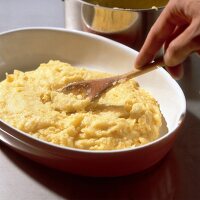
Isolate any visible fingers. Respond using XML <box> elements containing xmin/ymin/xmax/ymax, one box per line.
<box><xmin>165</xmin><ymin>65</ymin><xmax>184</xmax><ymax>80</ymax></box>
<box><xmin>135</xmin><ymin>3</ymin><xmax>177</xmax><ymax>68</ymax></box>
<box><xmin>164</xmin><ymin>20</ymin><xmax>200</xmax><ymax>66</ymax></box>
<box><xmin>163</xmin><ymin>25</ymin><xmax>187</xmax><ymax>79</ymax></box>
<box><xmin>164</xmin><ymin>25</ymin><xmax>188</xmax><ymax>51</ymax></box>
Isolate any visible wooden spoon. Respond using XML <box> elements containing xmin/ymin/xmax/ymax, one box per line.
<box><xmin>59</xmin><ymin>57</ymin><xmax>165</xmax><ymax>100</ymax></box>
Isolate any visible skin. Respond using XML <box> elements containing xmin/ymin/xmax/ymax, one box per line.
<box><xmin>135</xmin><ymin>0</ymin><xmax>200</xmax><ymax>79</ymax></box>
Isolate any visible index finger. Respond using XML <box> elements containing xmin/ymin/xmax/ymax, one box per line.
<box><xmin>135</xmin><ymin>3</ymin><xmax>178</xmax><ymax>68</ymax></box>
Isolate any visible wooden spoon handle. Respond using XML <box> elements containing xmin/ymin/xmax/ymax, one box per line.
<box><xmin>120</xmin><ymin>56</ymin><xmax>165</xmax><ymax>80</ymax></box>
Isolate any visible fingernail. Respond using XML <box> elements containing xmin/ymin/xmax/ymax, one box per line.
<box><xmin>134</xmin><ymin>63</ymin><xmax>140</xmax><ymax>69</ymax></box>
<box><xmin>134</xmin><ymin>58</ymin><xmax>144</xmax><ymax>69</ymax></box>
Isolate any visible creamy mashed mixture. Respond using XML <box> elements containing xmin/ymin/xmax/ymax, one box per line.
<box><xmin>0</xmin><ymin>60</ymin><xmax>162</xmax><ymax>150</ymax></box>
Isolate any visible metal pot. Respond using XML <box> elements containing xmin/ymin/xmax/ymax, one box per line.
<box><xmin>65</xmin><ymin>0</ymin><xmax>168</xmax><ymax>50</ymax></box>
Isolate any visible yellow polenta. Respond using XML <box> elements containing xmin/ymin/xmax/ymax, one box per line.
<box><xmin>0</xmin><ymin>60</ymin><xmax>162</xmax><ymax>150</ymax></box>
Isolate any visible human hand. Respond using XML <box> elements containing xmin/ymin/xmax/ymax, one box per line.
<box><xmin>135</xmin><ymin>0</ymin><xmax>200</xmax><ymax>79</ymax></box>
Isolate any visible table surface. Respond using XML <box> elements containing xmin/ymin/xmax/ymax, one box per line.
<box><xmin>0</xmin><ymin>1</ymin><xmax>200</xmax><ymax>200</ymax></box>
